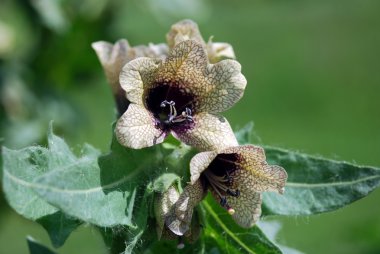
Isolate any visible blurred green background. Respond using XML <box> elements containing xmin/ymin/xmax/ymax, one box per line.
<box><xmin>1</xmin><ymin>0</ymin><xmax>379</xmax><ymax>253</ymax></box>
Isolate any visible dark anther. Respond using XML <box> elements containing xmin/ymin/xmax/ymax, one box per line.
<box><xmin>220</xmin><ymin>197</ymin><xmax>227</xmax><ymax>207</ymax></box>
<box><xmin>227</xmin><ymin>189</ymin><xmax>240</xmax><ymax>197</ymax></box>
<box><xmin>225</xmin><ymin>173</ymin><xmax>234</xmax><ymax>186</ymax></box>
<box><xmin>160</xmin><ymin>100</ymin><xmax>193</xmax><ymax>125</ymax></box>
<box><xmin>160</xmin><ymin>100</ymin><xmax>175</xmax><ymax>108</ymax></box>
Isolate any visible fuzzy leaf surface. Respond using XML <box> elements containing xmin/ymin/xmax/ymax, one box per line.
<box><xmin>2</xmin><ymin>127</ymin><xmax>81</xmax><ymax>247</ymax></box>
<box><xmin>33</xmin><ymin>129</ymin><xmax>160</xmax><ymax>227</ymax></box>
<box><xmin>235</xmin><ymin>122</ymin><xmax>380</xmax><ymax>215</ymax></box>
<box><xmin>263</xmin><ymin>147</ymin><xmax>380</xmax><ymax>215</ymax></box>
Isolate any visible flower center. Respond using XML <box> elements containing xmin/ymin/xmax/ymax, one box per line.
<box><xmin>204</xmin><ymin>154</ymin><xmax>241</xmax><ymax>215</ymax></box>
<box><xmin>159</xmin><ymin>100</ymin><xmax>193</xmax><ymax>125</ymax></box>
<box><xmin>145</xmin><ymin>82</ymin><xmax>196</xmax><ymax>131</ymax></box>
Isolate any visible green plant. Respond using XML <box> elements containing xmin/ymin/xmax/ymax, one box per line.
<box><xmin>2</xmin><ymin>20</ymin><xmax>379</xmax><ymax>254</ymax></box>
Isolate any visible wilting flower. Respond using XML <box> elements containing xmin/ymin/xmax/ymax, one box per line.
<box><xmin>166</xmin><ymin>145</ymin><xmax>287</xmax><ymax>235</ymax></box>
<box><xmin>92</xmin><ymin>39</ymin><xmax>168</xmax><ymax>115</ymax></box>
<box><xmin>155</xmin><ymin>185</ymin><xmax>202</xmax><ymax>248</ymax></box>
<box><xmin>167</xmin><ymin>19</ymin><xmax>236</xmax><ymax>63</ymax></box>
<box><xmin>116</xmin><ymin>39</ymin><xmax>246</xmax><ymax>150</ymax></box>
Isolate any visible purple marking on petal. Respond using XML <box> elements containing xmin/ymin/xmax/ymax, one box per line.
<box><xmin>145</xmin><ymin>81</ymin><xmax>197</xmax><ymax>132</ymax></box>
<box><xmin>145</xmin><ymin>81</ymin><xmax>196</xmax><ymax>115</ymax></box>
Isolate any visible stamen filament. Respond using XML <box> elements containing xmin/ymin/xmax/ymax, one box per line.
<box><xmin>217</xmin><ymin>157</ymin><xmax>239</xmax><ymax>166</ymax></box>
<box><xmin>160</xmin><ymin>100</ymin><xmax>193</xmax><ymax>125</ymax></box>
<box><xmin>204</xmin><ymin>171</ymin><xmax>229</xmax><ymax>192</ymax></box>
<box><xmin>204</xmin><ymin>170</ymin><xmax>239</xmax><ymax>215</ymax></box>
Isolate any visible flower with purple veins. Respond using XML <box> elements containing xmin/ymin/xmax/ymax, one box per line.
<box><xmin>92</xmin><ymin>39</ymin><xmax>168</xmax><ymax>115</ymax></box>
<box><xmin>115</xmin><ymin>39</ymin><xmax>246</xmax><ymax>151</ymax></box>
<box><xmin>165</xmin><ymin>145</ymin><xmax>287</xmax><ymax>235</ymax></box>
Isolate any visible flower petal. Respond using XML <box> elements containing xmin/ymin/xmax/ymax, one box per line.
<box><xmin>92</xmin><ymin>39</ymin><xmax>130</xmax><ymax>94</ymax></box>
<box><xmin>198</xmin><ymin>59</ymin><xmax>246</xmax><ymax>113</ymax></box>
<box><xmin>208</xmin><ymin>172</ymin><xmax>262</xmax><ymax>227</ymax></box>
<box><xmin>165</xmin><ymin>179</ymin><xmax>205</xmax><ymax>236</ymax></box>
<box><xmin>115</xmin><ymin>104</ymin><xmax>166</xmax><ymax>149</ymax></box>
<box><xmin>172</xmin><ymin>112</ymin><xmax>238</xmax><ymax>151</ymax></box>
<box><xmin>223</xmin><ymin>145</ymin><xmax>287</xmax><ymax>194</ymax></box>
<box><xmin>189</xmin><ymin>151</ymin><xmax>218</xmax><ymax>184</ymax></box>
<box><xmin>227</xmin><ymin>191</ymin><xmax>262</xmax><ymax>228</ymax></box>
<box><xmin>155</xmin><ymin>40</ymin><xmax>246</xmax><ymax>114</ymax></box>
<box><xmin>131</xmin><ymin>43</ymin><xmax>168</xmax><ymax>59</ymax></box>
<box><xmin>207</xmin><ymin>39</ymin><xmax>236</xmax><ymax>63</ymax></box>
<box><xmin>166</xmin><ymin>19</ymin><xmax>206</xmax><ymax>49</ymax></box>
<box><xmin>119</xmin><ymin>57</ymin><xmax>160</xmax><ymax>105</ymax></box>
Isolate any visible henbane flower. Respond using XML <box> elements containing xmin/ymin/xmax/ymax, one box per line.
<box><xmin>92</xmin><ymin>39</ymin><xmax>168</xmax><ymax>115</ymax></box>
<box><xmin>115</xmin><ymin>39</ymin><xmax>246</xmax><ymax>150</ymax></box>
<box><xmin>166</xmin><ymin>145</ymin><xmax>287</xmax><ymax>235</ymax></box>
<box><xmin>167</xmin><ymin>19</ymin><xmax>236</xmax><ymax>63</ymax></box>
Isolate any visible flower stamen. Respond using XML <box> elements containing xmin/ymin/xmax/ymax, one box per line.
<box><xmin>160</xmin><ymin>100</ymin><xmax>194</xmax><ymax>125</ymax></box>
<box><xmin>204</xmin><ymin>170</ymin><xmax>239</xmax><ymax>215</ymax></box>
<box><xmin>227</xmin><ymin>189</ymin><xmax>240</xmax><ymax>197</ymax></box>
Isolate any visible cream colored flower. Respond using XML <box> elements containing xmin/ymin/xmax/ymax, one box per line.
<box><xmin>92</xmin><ymin>39</ymin><xmax>168</xmax><ymax>114</ymax></box>
<box><xmin>166</xmin><ymin>145</ymin><xmax>287</xmax><ymax>235</ymax></box>
<box><xmin>116</xmin><ymin>39</ymin><xmax>246</xmax><ymax>150</ymax></box>
<box><xmin>166</xmin><ymin>19</ymin><xmax>236</xmax><ymax>63</ymax></box>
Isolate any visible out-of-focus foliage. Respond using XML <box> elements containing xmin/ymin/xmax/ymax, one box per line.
<box><xmin>27</xmin><ymin>236</ymin><xmax>57</xmax><ymax>254</ymax></box>
<box><xmin>1</xmin><ymin>0</ymin><xmax>380</xmax><ymax>254</ymax></box>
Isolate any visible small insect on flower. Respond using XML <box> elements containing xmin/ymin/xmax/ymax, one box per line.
<box><xmin>165</xmin><ymin>145</ymin><xmax>287</xmax><ymax>235</ymax></box>
<box><xmin>115</xmin><ymin>39</ymin><xmax>246</xmax><ymax>151</ymax></box>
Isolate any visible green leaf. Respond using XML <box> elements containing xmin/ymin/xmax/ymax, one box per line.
<box><xmin>263</xmin><ymin>146</ymin><xmax>380</xmax><ymax>215</ymax></box>
<box><xmin>0</xmin><ymin>138</ymin><xmax>4</xmax><ymax>180</ymax></box>
<box><xmin>2</xmin><ymin>131</ymin><xmax>80</xmax><ymax>247</ymax></box>
<box><xmin>257</xmin><ymin>221</ymin><xmax>303</xmax><ymax>254</ymax></box>
<box><xmin>32</xmin><ymin>128</ymin><xmax>157</xmax><ymax>227</ymax></box>
<box><xmin>37</xmin><ymin>212</ymin><xmax>82</xmax><ymax>248</ymax></box>
<box><xmin>2</xmin><ymin>145</ymin><xmax>57</xmax><ymax>220</ymax></box>
<box><xmin>96</xmin><ymin>133</ymin><xmax>184</xmax><ymax>253</ymax></box>
<box><xmin>124</xmin><ymin>173</ymin><xmax>184</xmax><ymax>254</ymax></box>
<box><xmin>27</xmin><ymin>236</ymin><xmax>57</xmax><ymax>254</ymax></box>
<box><xmin>123</xmin><ymin>182</ymin><xmax>155</xmax><ymax>254</ymax></box>
<box><xmin>235</xmin><ymin>122</ymin><xmax>380</xmax><ymax>215</ymax></box>
<box><xmin>201</xmin><ymin>195</ymin><xmax>282</xmax><ymax>254</ymax></box>
<box><xmin>151</xmin><ymin>173</ymin><xmax>181</xmax><ymax>193</ymax></box>
<box><xmin>235</xmin><ymin>122</ymin><xmax>261</xmax><ymax>145</ymax></box>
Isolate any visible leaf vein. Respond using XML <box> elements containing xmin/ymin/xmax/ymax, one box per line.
<box><xmin>286</xmin><ymin>175</ymin><xmax>380</xmax><ymax>188</ymax></box>
<box><xmin>203</xmin><ymin>202</ymin><xmax>256</xmax><ymax>254</ymax></box>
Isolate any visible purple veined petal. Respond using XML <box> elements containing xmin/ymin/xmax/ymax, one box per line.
<box><xmin>165</xmin><ymin>179</ymin><xmax>205</xmax><ymax>236</ymax></box>
<box><xmin>115</xmin><ymin>104</ymin><xmax>167</xmax><ymax>149</ymax></box>
<box><xmin>119</xmin><ymin>57</ymin><xmax>160</xmax><ymax>106</ymax></box>
<box><xmin>172</xmin><ymin>112</ymin><xmax>238</xmax><ymax>152</ymax></box>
